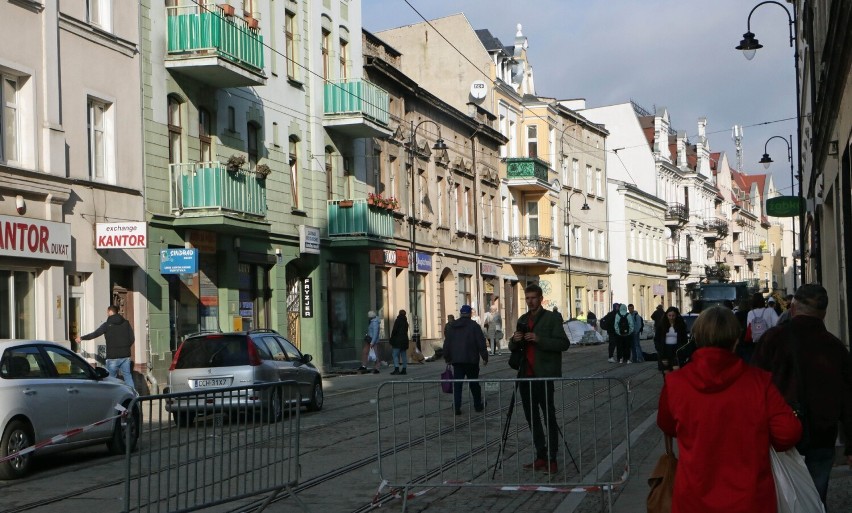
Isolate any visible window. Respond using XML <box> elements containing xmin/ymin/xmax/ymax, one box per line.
<box><xmin>588</xmin><ymin>229</ymin><xmax>596</xmax><ymax>259</ymax></box>
<box><xmin>247</xmin><ymin>123</ymin><xmax>259</xmax><ymax>170</ymax></box>
<box><xmin>44</xmin><ymin>346</ymin><xmax>92</xmax><ymax>379</ymax></box>
<box><xmin>321</xmin><ymin>29</ymin><xmax>330</xmax><ymax>80</ymax></box>
<box><xmin>289</xmin><ymin>136</ymin><xmax>300</xmax><ymax>209</ymax></box>
<box><xmin>489</xmin><ymin>195</ymin><xmax>496</xmax><ymax>238</ymax></box>
<box><xmin>410</xmin><ymin>272</ymin><xmax>426</xmax><ymax>334</ymax></box>
<box><xmin>374</xmin><ymin>268</ymin><xmax>389</xmax><ymax>336</ymax></box>
<box><xmin>227</xmin><ymin>106</ymin><xmax>236</xmax><ymax>132</ymax></box>
<box><xmin>574</xmin><ymin>287</ymin><xmax>583</xmax><ymax>317</ymax></box>
<box><xmin>167</xmin><ymin>96</ymin><xmax>182</xmax><ymax>165</ymax></box>
<box><xmin>1</xmin><ymin>75</ymin><xmax>19</xmax><ymax>164</ymax></box>
<box><xmin>572</xmin><ymin>159</ymin><xmax>579</xmax><ymax>189</ymax></box>
<box><xmin>502</xmin><ymin>195</ymin><xmax>510</xmax><ymax>239</ymax></box>
<box><xmin>573</xmin><ymin>225</ymin><xmax>582</xmax><ymax>257</ymax></box>
<box><xmin>599</xmin><ymin>230</ymin><xmax>605</xmax><ymax>260</ymax></box>
<box><xmin>339</xmin><ymin>38</ymin><xmax>349</xmax><ymax>79</ymax></box>
<box><xmin>285</xmin><ymin>11</ymin><xmax>296</xmax><ymax>78</ymax></box>
<box><xmin>526</xmin><ymin>201</ymin><xmax>539</xmax><ymax>238</ymax></box>
<box><xmin>561</xmin><ymin>159</ymin><xmax>569</xmax><ymax>185</ymax></box>
<box><xmin>88</xmin><ymin>0</ymin><xmax>112</xmax><ymax>31</ymax></box>
<box><xmin>481</xmin><ymin>193</ymin><xmax>489</xmax><ymax>236</ymax></box>
<box><xmin>466</xmin><ymin>187</ymin><xmax>474</xmax><ymax>230</ymax></box>
<box><xmin>437</xmin><ymin>177</ymin><xmax>445</xmax><ymax>227</ymax></box>
<box><xmin>88</xmin><ymin>98</ymin><xmax>111</xmax><ymax>180</ymax></box>
<box><xmin>457</xmin><ymin>275</ymin><xmax>471</xmax><ymax>310</ymax></box>
<box><xmin>0</xmin><ymin>270</ymin><xmax>36</xmax><ymax>339</ymax></box>
<box><xmin>549</xmin><ymin>127</ymin><xmax>555</xmax><ymax>162</ymax></box>
<box><xmin>527</xmin><ymin>125</ymin><xmax>538</xmax><ymax>158</ymax></box>
<box><xmin>595</xmin><ymin>168</ymin><xmax>602</xmax><ymax>196</ymax></box>
<box><xmin>199</xmin><ymin>108</ymin><xmax>212</xmax><ymax>162</ymax></box>
<box><xmin>325</xmin><ymin>146</ymin><xmax>334</xmax><ymax>200</ymax></box>
<box><xmin>550</xmin><ymin>202</ymin><xmax>557</xmax><ymax>247</ymax></box>
<box><xmin>586</xmin><ymin>164</ymin><xmax>593</xmax><ymax>194</ymax></box>
<box><xmin>508</xmin><ymin>119</ymin><xmax>516</xmax><ymax>157</ymax></box>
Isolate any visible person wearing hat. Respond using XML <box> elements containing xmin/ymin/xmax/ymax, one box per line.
<box><xmin>768</xmin><ymin>296</ymin><xmax>782</xmax><ymax>316</ymax></box>
<box><xmin>358</xmin><ymin>310</ymin><xmax>382</xmax><ymax>374</ymax></box>
<box><xmin>442</xmin><ymin>304</ymin><xmax>489</xmax><ymax>415</ymax></box>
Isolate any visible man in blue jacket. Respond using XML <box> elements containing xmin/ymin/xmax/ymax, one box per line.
<box><xmin>443</xmin><ymin>304</ymin><xmax>489</xmax><ymax>415</ymax></box>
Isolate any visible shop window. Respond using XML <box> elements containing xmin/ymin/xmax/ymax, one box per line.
<box><xmin>0</xmin><ymin>270</ymin><xmax>36</xmax><ymax>339</ymax></box>
<box><xmin>410</xmin><ymin>272</ymin><xmax>426</xmax><ymax>336</ymax></box>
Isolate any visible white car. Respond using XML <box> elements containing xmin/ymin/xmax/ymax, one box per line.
<box><xmin>0</xmin><ymin>340</ymin><xmax>139</xmax><ymax>479</ymax></box>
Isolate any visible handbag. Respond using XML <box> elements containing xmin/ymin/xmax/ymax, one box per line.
<box><xmin>647</xmin><ymin>434</ymin><xmax>677</xmax><ymax>513</ymax></box>
<box><xmin>770</xmin><ymin>447</ymin><xmax>825</xmax><ymax>513</ymax></box>
<box><xmin>508</xmin><ymin>349</ymin><xmax>524</xmax><ymax>370</ymax></box>
<box><xmin>440</xmin><ymin>365</ymin><xmax>453</xmax><ymax>394</ymax></box>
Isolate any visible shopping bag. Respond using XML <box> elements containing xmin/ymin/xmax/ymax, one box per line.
<box><xmin>647</xmin><ymin>434</ymin><xmax>677</xmax><ymax>513</ymax></box>
<box><xmin>367</xmin><ymin>346</ymin><xmax>377</xmax><ymax>362</ymax></box>
<box><xmin>770</xmin><ymin>447</ymin><xmax>825</xmax><ymax>513</ymax></box>
<box><xmin>440</xmin><ymin>365</ymin><xmax>453</xmax><ymax>394</ymax></box>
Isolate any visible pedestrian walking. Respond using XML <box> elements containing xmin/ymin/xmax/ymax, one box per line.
<box><xmin>358</xmin><ymin>310</ymin><xmax>381</xmax><ymax>374</ymax></box>
<box><xmin>627</xmin><ymin>303</ymin><xmax>644</xmax><ymax>363</ymax></box>
<box><xmin>752</xmin><ymin>284</ymin><xmax>852</xmax><ymax>506</ymax></box>
<box><xmin>777</xmin><ymin>293</ymin><xmax>795</xmax><ymax>324</ymax></box>
<box><xmin>653</xmin><ymin>306</ymin><xmax>688</xmax><ymax>373</ymax></box>
<box><xmin>745</xmin><ymin>292</ymin><xmax>779</xmax><ymax>344</ymax></box>
<box><xmin>484</xmin><ymin>299</ymin><xmax>503</xmax><ymax>355</ymax></box>
<box><xmin>389</xmin><ymin>310</ymin><xmax>409</xmax><ymax>375</ymax></box>
<box><xmin>650</xmin><ymin>304</ymin><xmax>665</xmax><ymax>328</ymax></box>
<box><xmin>75</xmin><ymin>305</ymin><xmax>136</xmax><ymax>389</ymax></box>
<box><xmin>611</xmin><ymin>304</ymin><xmax>633</xmax><ymax>364</ymax></box>
<box><xmin>443</xmin><ymin>305</ymin><xmax>488</xmax><ymax>415</ymax></box>
<box><xmin>600</xmin><ymin>303</ymin><xmax>619</xmax><ymax>363</ymax></box>
<box><xmin>510</xmin><ymin>284</ymin><xmax>571</xmax><ymax>474</ymax></box>
<box><xmin>657</xmin><ymin>306</ymin><xmax>802</xmax><ymax>513</ymax></box>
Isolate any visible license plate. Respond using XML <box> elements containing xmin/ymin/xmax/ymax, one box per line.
<box><xmin>193</xmin><ymin>378</ymin><xmax>230</xmax><ymax>388</ymax></box>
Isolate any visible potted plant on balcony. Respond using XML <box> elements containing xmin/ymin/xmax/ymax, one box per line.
<box><xmin>225</xmin><ymin>154</ymin><xmax>246</xmax><ymax>174</ymax></box>
<box><xmin>254</xmin><ymin>163</ymin><xmax>271</xmax><ymax>179</ymax></box>
<box><xmin>337</xmin><ymin>199</ymin><xmax>354</xmax><ymax>208</ymax></box>
<box><xmin>367</xmin><ymin>192</ymin><xmax>379</xmax><ymax>206</ymax></box>
<box><xmin>386</xmin><ymin>197</ymin><xmax>400</xmax><ymax>211</ymax></box>
<box><xmin>219</xmin><ymin>3</ymin><xmax>235</xmax><ymax>16</ymax></box>
<box><xmin>245</xmin><ymin>15</ymin><xmax>260</xmax><ymax>29</ymax></box>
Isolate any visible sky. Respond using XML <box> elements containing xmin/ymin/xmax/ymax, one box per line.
<box><xmin>361</xmin><ymin>0</ymin><xmax>801</xmax><ymax>196</ymax></box>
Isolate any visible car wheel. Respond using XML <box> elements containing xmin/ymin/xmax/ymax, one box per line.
<box><xmin>267</xmin><ymin>387</ymin><xmax>284</xmax><ymax>423</ymax></box>
<box><xmin>172</xmin><ymin>411</ymin><xmax>195</xmax><ymax>428</ymax></box>
<box><xmin>0</xmin><ymin>420</ymin><xmax>33</xmax><ymax>480</ymax></box>
<box><xmin>306</xmin><ymin>379</ymin><xmax>323</xmax><ymax>412</ymax></box>
<box><xmin>108</xmin><ymin>404</ymin><xmax>140</xmax><ymax>455</ymax></box>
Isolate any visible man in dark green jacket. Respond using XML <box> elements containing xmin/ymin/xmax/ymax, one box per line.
<box><xmin>510</xmin><ymin>284</ymin><xmax>570</xmax><ymax>473</ymax></box>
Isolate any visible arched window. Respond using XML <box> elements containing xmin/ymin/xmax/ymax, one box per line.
<box><xmin>167</xmin><ymin>95</ymin><xmax>182</xmax><ymax>165</ymax></box>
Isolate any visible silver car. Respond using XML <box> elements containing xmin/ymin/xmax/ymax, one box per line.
<box><xmin>0</xmin><ymin>340</ymin><xmax>139</xmax><ymax>479</ymax></box>
<box><xmin>165</xmin><ymin>330</ymin><xmax>323</xmax><ymax>426</ymax></box>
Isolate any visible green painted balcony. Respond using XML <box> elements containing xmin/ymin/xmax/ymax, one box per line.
<box><xmin>505</xmin><ymin>157</ymin><xmax>553</xmax><ymax>191</ymax></box>
<box><xmin>327</xmin><ymin>199</ymin><xmax>395</xmax><ymax>248</ymax></box>
<box><xmin>323</xmin><ymin>79</ymin><xmax>392</xmax><ymax>138</ymax></box>
<box><xmin>170</xmin><ymin>162</ymin><xmax>267</xmax><ymax>219</ymax></box>
<box><xmin>165</xmin><ymin>4</ymin><xmax>266</xmax><ymax>88</ymax></box>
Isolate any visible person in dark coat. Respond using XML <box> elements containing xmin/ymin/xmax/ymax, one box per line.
<box><xmin>76</xmin><ymin>305</ymin><xmax>135</xmax><ymax>389</ymax></box>
<box><xmin>653</xmin><ymin>306</ymin><xmax>689</xmax><ymax>373</ymax></box>
<box><xmin>389</xmin><ymin>310</ymin><xmax>409</xmax><ymax>375</ymax></box>
<box><xmin>752</xmin><ymin>284</ymin><xmax>852</xmax><ymax>505</ymax></box>
<box><xmin>443</xmin><ymin>305</ymin><xmax>488</xmax><ymax>415</ymax></box>
<box><xmin>600</xmin><ymin>303</ymin><xmax>620</xmax><ymax>363</ymax></box>
<box><xmin>650</xmin><ymin>304</ymin><xmax>665</xmax><ymax>327</ymax></box>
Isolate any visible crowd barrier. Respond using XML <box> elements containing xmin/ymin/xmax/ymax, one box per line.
<box><xmin>123</xmin><ymin>382</ymin><xmax>306</xmax><ymax>513</ymax></box>
<box><xmin>376</xmin><ymin>376</ymin><xmax>630</xmax><ymax>512</ymax></box>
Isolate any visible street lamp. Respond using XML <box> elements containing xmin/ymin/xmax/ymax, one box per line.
<box><xmin>565</xmin><ymin>190</ymin><xmax>590</xmax><ymax>316</ymax></box>
<box><xmin>760</xmin><ymin>134</ymin><xmax>798</xmax><ymax>290</ymax></box>
<box><xmin>736</xmin><ymin>1</ymin><xmax>805</xmax><ymax>285</ymax></box>
<box><xmin>408</xmin><ymin>119</ymin><xmax>447</xmax><ymax>346</ymax></box>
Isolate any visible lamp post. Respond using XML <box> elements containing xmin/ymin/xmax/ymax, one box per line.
<box><xmin>736</xmin><ymin>1</ymin><xmax>805</xmax><ymax>286</ymax></box>
<box><xmin>759</xmin><ymin>134</ymin><xmax>797</xmax><ymax>290</ymax></box>
<box><xmin>565</xmin><ymin>190</ymin><xmax>590</xmax><ymax>316</ymax></box>
<box><xmin>408</xmin><ymin>119</ymin><xmax>447</xmax><ymax>346</ymax></box>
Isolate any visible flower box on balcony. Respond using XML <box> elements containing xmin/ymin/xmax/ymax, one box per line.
<box><xmin>246</xmin><ymin>16</ymin><xmax>259</xmax><ymax>29</ymax></box>
<box><xmin>219</xmin><ymin>3</ymin><xmax>235</xmax><ymax>16</ymax></box>
<box><xmin>338</xmin><ymin>200</ymin><xmax>354</xmax><ymax>208</ymax></box>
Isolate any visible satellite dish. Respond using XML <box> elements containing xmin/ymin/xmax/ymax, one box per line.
<box><xmin>469</xmin><ymin>80</ymin><xmax>487</xmax><ymax>103</ymax></box>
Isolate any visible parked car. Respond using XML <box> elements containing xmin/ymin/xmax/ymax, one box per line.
<box><xmin>165</xmin><ymin>329</ymin><xmax>323</xmax><ymax>426</ymax></box>
<box><xmin>0</xmin><ymin>340</ymin><xmax>139</xmax><ymax>479</ymax></box>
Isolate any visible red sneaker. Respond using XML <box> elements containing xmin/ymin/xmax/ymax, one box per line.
<box><xmin>523</xmin><ymin>458</ymin><xmax>547</xmax><ymax>470</ymax></box>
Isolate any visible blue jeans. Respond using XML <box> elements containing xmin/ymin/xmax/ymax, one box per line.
<box><xmin>800</xmin><ymin>446</ymin><xmax>834</xmax><ymax>505</ymax></box>
<box><xmin>391</xmin><ymin>347</ymin><xmax>408</xmax><ymax>369</ymax></box>
<box><xmin>452</xmin><ymin>363</ymin><xmax>483</xmax><ymax>412</ymax></box>
<box><xmin>631</xmin><ymin>334</ymin><xmax>644</xmax><ymax>362</ymax></box>
<box><xmin>106</xmin><ymin>357</ymin><xmax>135</xmax><ymax>390</ymax></box>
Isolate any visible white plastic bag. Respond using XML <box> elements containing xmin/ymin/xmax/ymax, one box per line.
<box><xmin>367</xmin><ymin>346</ymin><xmax>377</xmax><ymax>362</ymax></box>
<box><xmin>770</xmin><ymin>447</ymin><xmax>825</xmax><ymax>513</ymax></box>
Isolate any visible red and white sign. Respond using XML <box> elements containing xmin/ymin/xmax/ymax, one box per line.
<box><xmin>96</xmin><ymin>222</ymin><xmax>147</xmax><ymax>249</ymax></box>
<box><xmin>0</xmin><ymin>215</ymin><xmax>71</xmax><ymax>261</ymax></box>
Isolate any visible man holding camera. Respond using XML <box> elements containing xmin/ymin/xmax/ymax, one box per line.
<box><xmin>510</xmin><ymin>284</ymin><xmax>571</xmax><ymax>473</ymax></box>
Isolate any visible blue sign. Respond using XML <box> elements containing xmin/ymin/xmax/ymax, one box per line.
<box><xmin>160</xmin><ymin>248</ymin><xmax>198</xmax><ymax>274</ymax></box>
<box><xmin>415</xmin><ymin>252</ymin><xmax>432</xmax><ymax>272</ymax></box>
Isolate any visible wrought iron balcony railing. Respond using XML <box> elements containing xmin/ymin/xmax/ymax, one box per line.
<box><xmin>664</xmin><ymin>203</ymin><xmax>689</xmax><ymax>224</ymax></box>
<box><xmin>666</xmin><ymin>257</ymin><xmax>692</xmax><ymax>275</ymax></box>
<box><xmin>705</xmin><ymin>217</ymin><xmax>729</xmax><ymax>237</ymax></box>
<box><xmin>508</xmin><ymin>236</ymin><xmax>553</xmax><ymax>258</ymax></box>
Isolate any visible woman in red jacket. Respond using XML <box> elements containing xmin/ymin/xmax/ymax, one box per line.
<box><xmin>657</xmin><ymin>306</ymin><xmax>802</xmax><ymax>513</ymax></box>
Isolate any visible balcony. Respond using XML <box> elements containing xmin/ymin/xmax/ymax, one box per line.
<box><xmin>666</xmin><ymin>257</ymin><xmax>692</xmax><ymax>276</ymax></box>
<box><xmin>170</xmin><ymin>162</ymin><xmax>268</xmax><ymax>230</ymax></box>
<box><xmin>165</xmin><ymin>3</ymin><xmax>266</xmax><ymax>88</ymax></box>
<box><xmin>703</xmin><ymin>217</ymin><xmax>729</xmax><ymax>241</ymax></box>
<box><xmin>506</xmin><ymin>236</ymin><xmax>560</xmax><ymax>269</ymax></box>
<box><xmin>705</xmin><ymin>264</ymin><xmax>731</xmax><ymax>282</ymax></box>
<box><xmin>504</xmin><ymin>157</ymin><xmax>554</xmax><ymax>192</ymax></box>
<box><xmin>323</xmin><ymin>79</ymin><xmax>392</xmax><ymax>138</ymax></box>
<box><xmin>664</xmin><ymin>203</ymin><xmax>689</xmax><ymax>227</ymax></box>
<box><xmin>327</xmin><ymin>199</ymin><xmax>395</xmax><ymax>248</ymax></box>
<box><xmin>745</xmin><ymin>246</ymin><xmax>764</xmax><ymax>261</ymax></box>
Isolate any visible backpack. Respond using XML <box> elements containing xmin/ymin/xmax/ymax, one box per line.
<box><xmin>749</xmin><ymin>308</ymin><xmax>771</xmax><ymax>342</ymax></box>
<box><xmin>616</xmin><ymin>313</ymin><xmax>631</xmax><ymax>337</ymax></box>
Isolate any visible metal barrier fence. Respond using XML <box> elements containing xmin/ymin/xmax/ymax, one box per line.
<box><xmin>123</xmin><ymin>382</ymin><xmax>307</xmax><ymax>513</ymax></box>
<box><xmin>376</xmin><ymin>376</ymin><xmax>630</xmax><ymax>511</ymax></box>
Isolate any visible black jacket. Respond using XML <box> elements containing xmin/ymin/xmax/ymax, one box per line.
<box><xmin>442</xmin><ymin>317</ymin><xmax>488</xmax><ymax>365</ymax></box>
<box><xmin>81</xmin><ymin>313</ymin><xmax>135</xmax><ymax>359</ymax></box>
<box><xmin>389</xmin><ymin>314</ymin><xmax>409</xmax><ymax>349</ymax></box>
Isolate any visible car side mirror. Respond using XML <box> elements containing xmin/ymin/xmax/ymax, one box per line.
<box><xmin>94</xmin><ymin>367</ymin><xmax>110</xmax><ymax>380</ymax></box>
<box><xmin>302</xmin><ymin>354</ymin><xmax>313</xmax><ymax>364</ymax></box>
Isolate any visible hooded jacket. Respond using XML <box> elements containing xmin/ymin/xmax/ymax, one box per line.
<box><xmin>442</xmin><ymin>317</ymin><xmax>488</xmax><ymax>365</ymax></box>
<box><xmin>613</xmin><ymin>304</ymin><xmax>634</xmax><ymax>337</ymax></box>
<box><xmin>81</xmin><ymin>313</ymin><xmax>135</xmax><ymax>359</ymax></box>
<box><xmin>657</xmin><ymin>347</ymin><xmax>801</xmax><ymax>513</ymax></box>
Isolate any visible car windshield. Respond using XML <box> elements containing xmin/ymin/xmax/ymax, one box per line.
<box><xmin>175</xmin><ymin>336</ymin><xmax>249</xmax><ymax>369</ymax></box>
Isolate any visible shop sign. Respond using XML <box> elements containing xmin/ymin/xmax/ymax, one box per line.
<box><xmin>415</xmin><ymin>252</ymin><xmax>432</xmax><ymax>272</ymax></box>
<box><xmin>369</xmin><ymin>249</ymin><xmax>409</xmax><ymax>268</ymax></box>
<box><xmin>0</xmin><ymin>215</ymin><xmax>71</xmax><ymax>261</ymax></box>
<box><xmin>299</xmin><ymin>225</ymin><xmax>321</xmax><ymax>254</ymax></box>
<box><xmin>95</xmin><ymin>222</ymin><xmax>147</xmax><ymax>249</ymax></box>
<box><xmin>481</xmin><ymin>262</ymin><xmax>500</xmax><ymax>276</ymax></box>
<box><xmin>159</xmin><ymin>248</ymin><xmax>198</xmax><ymax>274</ymax></box>
<box><xmin>302</xmin><ymin>277</ymin><xmax>313</xmax><ymax>318</ymax></box>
